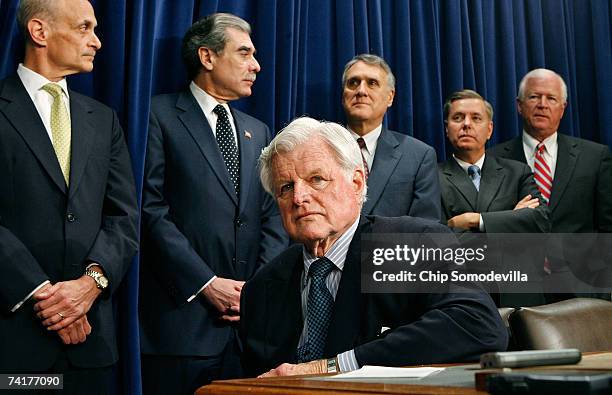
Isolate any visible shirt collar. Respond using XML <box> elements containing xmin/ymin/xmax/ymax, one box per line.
<box><xmin>302</xmin><ymin>216</ymin><xmax>360</xmax><ymax>274</ymax></box>
<box><xmin>348</xmin><ymin>124</ymin><xmax>382</xmax><ymax>154</ymax></box>
<box><xmin>523</xmin><ymin>130</ymin><xmax>557</xmax><ymax>155</ymax></box>
<box><xmin>17</xmin><ymin>63</ymin><xmax>70</xmax><ymax>100</ymax></box>
<box><xmin>189</xmin><ymin>81</ymin><xmax>231</xmax><ymax>117</ymax></box>
<box><xmin>453</xmin><ymin>153</ymin><xmax>485</xmax><ymax>174</ymax></box>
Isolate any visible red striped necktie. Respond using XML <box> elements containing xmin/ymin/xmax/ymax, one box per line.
<box><xmin>534</xmin><ymin>143</ymin><xmax>552</xmax><ymax>204</ymax></box>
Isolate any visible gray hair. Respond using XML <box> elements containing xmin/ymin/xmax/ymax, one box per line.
<box><xmin>342</xmin><ymin>54</ymin><xmax>396</xmax><ymax>91</ymax></box>
<box><xmin>259</xmin><ymin>117</ymin><xmax>367</xmax><ymax>203</ymax></box>
<box><xmin>17</xmin><ymin>0</ymin><xmax>56</xmax><ymax>40</ymax></box>
<box><xmin>182</xmin><ymin>13</ymin><xmax>251</xmax><ymax>79</ymax></box>
<box><xmin>443</xmin><ymin>89</ymin><xmax>494</xmax><ymax>121</ymax></box>
<box><xmin>517</xmin><ymin>68</ymin><xmax>568</xmax><ymax>103</ymax></box>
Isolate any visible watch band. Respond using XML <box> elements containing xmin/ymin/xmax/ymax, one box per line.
<box><xmin>326</xmin><ymin>357</ymin><xmax>338</xmax><ymax>373</ymax></box>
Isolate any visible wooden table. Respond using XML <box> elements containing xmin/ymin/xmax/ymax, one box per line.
<box><xmin>196</xmin><ymin>375</ymin><xmax>486</xmax><ymax>395</ymax></box>
<box><xmin>197</xmin><ymin>353</ymin><xmax>612</xmax><ymax>395</ymax></box>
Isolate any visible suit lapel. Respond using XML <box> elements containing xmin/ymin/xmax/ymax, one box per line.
<box><xmin>549</xmin><ymin>134</ymin><xmax>578</xmax><ymax>211</ymax></box>
<box><xmin>504</xmin><ymin>137</ymin><xmax>527</xmax><ymax>163</ymax></box>
<box><xmin>67</xmin><ymin>92</ymin><xmax>95</xmax><ymax>198</ymax></box>
<box><xmin>442</xmin><ymin>159</ymin><xmax>478</xmax><ymax>211</ymax></box>
<box><xmin>176</xmin><ymin>91</ymin><xmax>238</xmax><ymax>205</ymax></box>
<box><xmin>476</xmin><ymin>156</ymin><xmax>505</xmax><ymax>212</ymax></box>
<box><xmin>0</xmin><ymin>75</ymin><xmax>66</xmax><ymax>193</ymax></box>
<box><xmin>324</xmin><ymin>219</ymin><xmax>367</xmax><ymax>355</ymax></box>
<box><xmin>362</xmin><ymin>128</ymin><xmax>402</xmax><ymax>214</ymax></box>
<box><xmin>264</xmin><ymin>250</ymin><xmax>304</xmax><ymax>362</ymax></box>
<box><xmin>232</xmin><ymin>109</ymin><xmax>254</xmax><ymax>213</ymax></box>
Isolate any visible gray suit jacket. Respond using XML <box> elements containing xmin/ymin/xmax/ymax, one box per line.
<box><xmin>362</xmin><ymin>127</ymin><xmax>441</xmax><ymax>221</ymax></box>
<box><xmin>438</xmin><ymin>156</ymin><xmax>550</xmax><ymax>233</ymax></box>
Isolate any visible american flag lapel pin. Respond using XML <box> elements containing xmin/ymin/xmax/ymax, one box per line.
<box><xmin>244</xmin><ymin>130</ymin><xmax>252</xmax><ymax>139</ymax></box>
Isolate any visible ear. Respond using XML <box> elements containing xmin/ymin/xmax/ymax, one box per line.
<box><xmin>515</xmin><ymin>98</ymin><xmax>523</xmax><ymax>116</ymax></box>
<box><xmin>486</xmin><ymin>121</ymin><xmax>494</xmax><ymax>141</ymax></box>
<box><xmin>198</xmin><ymin>47</ymin><xmax>215</xmax><ymax>71</ymax></box>
<box><xmin>352</xmin><ymin>168</ymin><xmax>366</xmax><ymax>197</ymax></box>
<box><xmin>28</xmin><ymin>18</ymin><xmax>48</xmax><ymax>47</ymax></box>
<box><xmin>386</xmin><ymin>89</ymin><xmax>395</xmax><ymax>108</ymax></box>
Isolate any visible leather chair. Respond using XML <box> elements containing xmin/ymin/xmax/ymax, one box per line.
<box><xmin>497</xmin><ymin>307</ymin><xmax>516</xmax><ymax>351</ymax></box>
<box><xmin>509</xmin><ymin>298</ymin><xmax>612</xmax><ymax>351</ymax></box>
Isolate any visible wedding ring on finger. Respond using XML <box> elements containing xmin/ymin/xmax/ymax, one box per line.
<box><xmin>57</xmin><ymin>312</ymin><xmax>65</xmax><ymax>320</ymax></box>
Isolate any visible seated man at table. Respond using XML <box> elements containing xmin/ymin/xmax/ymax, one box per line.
<box><xmin>240</xmin><ymin>117</ymin><xmax>507</xmax><ymax>377</ymax></box>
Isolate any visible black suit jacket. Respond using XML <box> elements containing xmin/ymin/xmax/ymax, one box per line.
<box><xmin>363</xmin><ymin>128</ymin><xmax>441</xmax><ymax>221</ymax></box>
<box><xmin>140</xmin><ymin>90</ymin><xmax>288</xmax><ymax>357</ymax></box>
<box><xmin>439</xmin><ymin>156</ymin><xmax>550</xmax><ymax>233</ymax></box>
<box><xmin>488</xmin><ymin>134</ymin><xmax>612</xmax><ymax>233</ymax></box>
<box><xmin>241</xmin><ymin>216</ymin><xmax>507</xmax><ymax>377</ymax></box>
<box><xmin>0</xmin><ymin>75</ymin><xmax>138</xmax><ymax>370</ymax></box>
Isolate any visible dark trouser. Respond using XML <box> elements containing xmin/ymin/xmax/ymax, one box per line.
<box><xmin>0</xmin><ymin>352</ymin><xmax>113</xmax><ymax>395</ymax></box>
<box><xmin>142</xmin><ymin>331</ymin><xmax>241</xmax><ymax>395</ymax></box>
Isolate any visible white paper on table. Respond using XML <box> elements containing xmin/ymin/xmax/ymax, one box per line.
<box><xmin>327</xmin><ymin>365</ymin><xmax>444</xmax><ymax>379</ymax></box>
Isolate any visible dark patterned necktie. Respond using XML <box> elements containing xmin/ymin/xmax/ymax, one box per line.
<box><xmin>213</xmin><ymin>105</ymin><xmax>240</xmax><ymax>194</ymax></box>
<box><xmin>356</xmin><ymin>137</ymin><xmax>370</xmax><ymax>179</ymax></box>
<box><xmin>297</xmin><ymin>257</ymin><xmax>335</xmax><ymax>362</ymax></box>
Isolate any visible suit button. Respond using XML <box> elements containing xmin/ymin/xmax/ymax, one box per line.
<box><xmin>235</xmin><ymin>218</ymin><xmax>243</xmax><ymax>227</ymax></box>
<box><xmin>66</xmin><ymin>213</ymin><xmax>76</xmax><ymax>222</ymax></box>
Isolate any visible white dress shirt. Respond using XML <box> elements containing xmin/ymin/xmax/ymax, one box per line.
<box><xmin>522</xmin><ymin>131</ymin><xmax>558</xmax><ymax>179</ymax></box>
<box><xmin>17</xmin><ymin>63</ymin><xmax>70</xmax><ymax>144</ymax></box>
<box><xmin>189</xmin><ymin>81</ymin><xmax>238</xmax><ymax>146</ymax></box>
<box><xmin>349</xmin><ymin>124</ymin><xmax>382</xmax><ymax>170</ymax></box>
<box><xmin>453</xmin><ymin>154</ymin><xmax>486</xmax><ymax>231</ymax></box>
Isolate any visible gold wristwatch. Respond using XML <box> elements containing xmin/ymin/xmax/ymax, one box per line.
<box><xmin>84</xmin><ymin>268</ymin><xmax>109</xmax><ymax>290</ymax></box>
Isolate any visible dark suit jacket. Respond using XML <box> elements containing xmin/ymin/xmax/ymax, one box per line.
<box><xmin>438</xmin><ymin>156</ymin><xmax>550</xmax><ymax>233</ymax></box>
<box><xmin>140</xmin><ymin>90</ymin><xmax>288</xmax><ymax>357</ymax></box>
<box><xmin>240</xmin><ymin>216</ymin><xmax>508</xmax><ymax>377</ymax></box>
<box><xmin>0</xmin><ymin>75</ymin><xmax>139</xmax><ymax>370</ymax></box>
<box><xmin>488</xmin><ymin>134</ymin><xmax>612</xmax><ymax>233</ymax></box>
<box><xmin>362</xmin><ymin>128</ymin><xmax>441</xmax><ymax>221</ymax></box>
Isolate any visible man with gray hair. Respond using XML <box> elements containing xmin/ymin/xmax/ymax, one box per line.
<box><xmin>0</xmin><ymin>0</ymin><xmax>138</xmax><ymax>392</ymax></box>
<box><xmin>489</xmin><ymin>69</ymin><xmax>612</xmax><ymax>302</ymax></box>
<box><xmin>140</xmin><ymin>13</ymin><xmax>287</xmax><ymax>393</ymax></box>
<box><xmin>341</xmin><ymin>54</ymin><xmax>441</xmax><ymax>221</ymax></box>
<box><xmin>240</xmin><ymin>117</ymin><xmax>507</xmax><ymax>377</ymax></box>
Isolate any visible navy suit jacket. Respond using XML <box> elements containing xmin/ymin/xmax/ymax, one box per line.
<box><xmin>488</xmin><ymin>134</ymin><xmax>612</xmax><ymax>233</ymax></box>
<box><xmin>439</xmin><ymin>156</ymin><xmax>550</xmax><ymax>233</ymax></box>
<box><xmin>362</xmin><ymin>128</ymin><xmax>441</xmax><ymax>221</ymax></box>
<box><xmin>140</xmin><ymin>90</ymin><xmax>288</xmax><ymax>357</ymax></box>
<box><xmin>240</xmin><ymin>216</ymin><xmax>507</xmax><ymax>377</ymax></box>
<box><xmin>0</xmin><ymin>75</ymin><xmax>138</xmax><ymax>370</ymax></box>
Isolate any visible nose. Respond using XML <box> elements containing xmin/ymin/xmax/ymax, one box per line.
<box><xmin>536</xmin><ymin>96</ymin><xmax>549</xmax><ymax>107</ymax></box>
<box><xmin>250</xmin><ymin>56</ymin><xmax>261</xmax><ymax>73</ymax></box>
<box><xmin>292</xmin><ymin>181</ymin><xmax>310</xmax><ymax>206</ymax></box>
<box><xmin>356</xmin><ymin>80</ymin><xmax>368</xmax><ymax>96</ymax></box>
<box><xmin>91</xmin><ymin>32</ymin><xmax>102</xmax><ymax>50</ymax></box>
<box><xmin>463</xmin><ymin>115</ymin><xmax>473</xmax><ymax>128</ymax></box>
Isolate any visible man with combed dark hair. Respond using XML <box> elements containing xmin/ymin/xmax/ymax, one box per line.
<box><xmin>0</xmin><ymin>0</ymin><xmax>138</xmax><ymax>393</ymax></box>
<box><xmin>439</xmin><ymin>89</ymin><xmax>549</xmax><ymax>234</ymax></box>
<box><xmin>140</xmin><ymin>13</ymin><xmax>288</xmax><ymax>394</ymax></box>
<box><xmin>489</xmin><ymin>69</ymin><xmax>612</xmax><ymax>301</ymax></box>
<box><xmin>240</xmin><ymin>117</ymin><xmax>507</xmax><ymax>378</ymax></box>
<box><xmin>341</xmin><ymin>54</ymin><xmax>441</xmax><ymax>221</ymax></box>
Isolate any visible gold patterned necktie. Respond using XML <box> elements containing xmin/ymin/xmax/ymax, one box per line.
<box><xmin>42</xmin><ymin>83</ymin><xmax>71</xmax><ymax>185</ymax></box>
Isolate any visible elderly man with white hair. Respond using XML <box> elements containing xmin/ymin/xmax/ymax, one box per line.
<box><xmin>240</xmin><ymin>117</ymin><xmax>507</xmax><ymax>377</ymax></box>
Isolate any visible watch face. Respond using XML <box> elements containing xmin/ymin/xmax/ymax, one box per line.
<box><xmin>99</xmin><ymin>276</ymin><xmax>109</xmax><ymax>289</ymax></box>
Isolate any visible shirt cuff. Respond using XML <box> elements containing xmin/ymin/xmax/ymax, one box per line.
<box><xmin>337</xmin><ymin>349</ymin><xmax>360</xmax><ymax>372</ymax></box>
<box><xmin>479</xmin><ymin>214</ymin><xmax>485</xmax><ymax>232</ymax></box>
<box><xmin>11</xmin><ymin>280</ymin><xmax>50</xmax><ymax>312</ymax></box>
<box><xmin>187</xmin><ymin>275</ymin><xmax>217</xmax><ymax>303</ymax></box>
